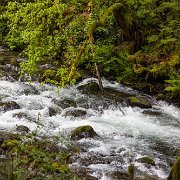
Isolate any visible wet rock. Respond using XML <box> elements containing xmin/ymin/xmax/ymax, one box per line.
<box><xmin>70</xmin><ymin>125</ymin><xmax>98</xmax><ymax>140</ymax></box>
<box><xmin>103</xmin><ymin>88</ymin><xmax>127</xmax><ymax>103</ymax></box>
<box><xmin>0</xmin><ymin>101</ymin><xmax>20</xmax><ymax>112</ymax></box>
<box><xmin>63</xmin><ymin>108</ymin><xmax>87</xmax><ymax>117</ymax></box>
<box><xmin>13</xmin><ymin>112</ymin><xmax>29</xmax><ymax>119</ymax></box>
<box><xmin>15</xmin><ymin>125</ymin><xmax>30</xmax><ymax>134</ymax></box>
<box><xmin>52</xmin><ymin>98</ymin><xmax>77</xmax><ymax>109</ymax></box>
<box><xmin>78</xmin><ymin>81</ymin><xmax>128</xmax><ymax>96</ymax></box>
<box><xmin>134</xmin><ymin>174</ymin><xmax>161</xmax><ymax>180</ymax></box>
<box><xmin>167</xmin><ymin>156</ymin><xmax>180</xmax><ymax>180</ymax></box>
<box><xmin>155</xmin><ymin>93</ymin><xmax>166</xmax><ymax>101</ymax></box>
<box><xmin>128</xmin><ymin>96</ymin><xmax>152</xmax><ymax>108</ymax></box>
<box><xmin>107</xmin><ymin>171</ymin><xmax>129</xmax><ymax>180</ymax></box>
<box><xmin>77</xmin><ymin>82</ymin><xmax>100</xmax><ymax>94</ymax></box>
<box><xmin>78</xmin><ymin>82</ymin><xmax>128</xmax><ymax>103</ymax></box>
<box><xmin>49</xmin><ymin>106</ymin><xmax>61</xmax><ymax>117</ymax></box>
<box><xmin>22</xmin><ymin>84</ymin><xmax>39</xmax><ymax>95</ymax></box>
<box><xmin>137</xmin><ymin>156</ymin><xmax>155</xmax><ymax>166</ymax></box>
<box><xmin>143</xmin><ymin>109</ymin><xmax>162</xmax><ymax>116</ymax></box>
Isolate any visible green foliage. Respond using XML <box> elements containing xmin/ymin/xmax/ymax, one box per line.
<box><xmin>0</xmin><ymin>129</ymin><xmax>77</xmax><ymax>179</ymax></box>
<box><xmin>165</xmin><ymin>74</ymin><xmax>180</xmax><ymax>99</ymax></box>
<box><xmin>0</xmin><ymin>0</ymin><xmax>179</xmax><ymax>92</ymax></box>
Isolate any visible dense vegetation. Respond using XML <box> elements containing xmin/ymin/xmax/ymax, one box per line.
<box><xmin>0</xmin><ymin>129</ymin><xmax>78</xmax><ymax>179</ymax></box>
<box><xmin>0</xmin><ymin>0</ymin><xmax>179</xmax><ymax>99</ymax></box>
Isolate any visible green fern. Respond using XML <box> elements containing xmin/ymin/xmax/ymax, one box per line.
<box><xmin>165</xmin><ymin>75</ymin><xmax>180</xmax><ymax>98</ymax></box>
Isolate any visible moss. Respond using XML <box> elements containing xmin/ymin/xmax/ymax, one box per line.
<box><xmin>168</xmin><ymin>157</ymin><xmax>180</xmax><ymax>180</ymax></box>
<box><xmin>1</xmin><ymin>139</ymin><xmax>18</xmax><ymax>150</ymax></box>
<box><xmin>129</xmin><ymin>96</ymin><xmax>152</xmax><ymax>108</ymax></box>
<box><xmin>52</xmin><ymin>162</ymin><xmax>70</xmax><ymax>174</ymax></box>
<box><xmin>137</xmin><ymin>156</ymin><xmax>155</xmax><ymax>166</ymax></box>
<box><xmin>128</xmin><ymin>164</ymin><xmax>135</xmax><ymax>180</ymax></box>
<box><xmin>70</xmin><ymin>125</ymin><xmax>98</xmax><ymax>140</ymax></box>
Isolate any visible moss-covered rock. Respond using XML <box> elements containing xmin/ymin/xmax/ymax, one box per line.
<box><xmin>128</xmin><ymin>96</ymin><xmax>152</xmax><ymax>108</ymax></box>
<box><xmin>1</xmin><ymin>139</ymin><xmax>18</xmax><ymax>150</ymax></box>
<box><xmin>0</xmin><ymin>101</ymin><xmax>20</xmax><ymax>112</ymax></box>
<box><xmin>174</xmin><ymin>149</ymin><xmax>180</xmax><ymax>156</ymax></box>
<box><xmin>137</xmin><ymin>156</ymin><xmax>155</xmax><ymax>166</ymax></box>
<box><xmin>70</xmin><ymin>125</ymin><xmax>98</xmax><ymax>140</ymax></box>
<box><xmin>128</xmin><ymin>164</ymin><xmax>135</xmax><ymax>180</ymax></box>
<box><xmin>168</xmin><ymin>157</ymin><xmax>180</xmax><ymax>180</ymax></box>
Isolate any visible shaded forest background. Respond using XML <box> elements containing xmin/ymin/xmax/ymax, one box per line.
<box><xmin>0</xmin><ymin>0</ymin><xmax>179</xmax><ymax>99</ymax></box>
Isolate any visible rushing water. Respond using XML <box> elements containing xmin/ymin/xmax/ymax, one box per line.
<box><xmin>0</xmin><ymin>47</ymin><xmax>180</xmax><ymax>179</ymax></box>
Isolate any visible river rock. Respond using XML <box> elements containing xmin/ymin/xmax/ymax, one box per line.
<box><xmin>143</xmin><ymin>109</ymin><xmax>162</xmax><ymax>116</ymax></box>
<box><xmin>13</xmin><ymin>112</ymin><xmax>30</xmax><ymax>119</ymax></box>
<box><xmin>70</xmin><ymin>125</ymin><xmax>98</xmax><ymax>140</ymax></box>
<box><xmin>134</xmin><ymin>174</ymin><xmax>161</xmax><ymax>180</ymax></box>
<box><xmin>155</xmin><ymin>93</ymin><xmax>166</xmax><ymax>101</ymax></box>
<box><xmin>78</xmin><ymin>82</ymin><xmax>128</xmax><ymax>103</ymax></box>
<box><xmin>128</xmin><ymin>96</ymin><xmax>152</xmax><ymax>108</ymax></box>
<box><xmin>0</xmin><ymin>101</ymin><xmax>20</xmax><ymax>112</ymax></box>
<box><xmin>52</xmin><ymin>98</ymin><xmax>77</xmax><ymax>109</ymax></box>
<box><xmin>77</xmin><ymin>82</ymin><xmax>100</xmax><ymax>94</ymax></box>
<box><xmin>167</xmin><ymin>156</ymin><xmax>180</xmax><ymax>180</ymax></box>
<box><xmin>49</xmin><ymin>106</ymin><xmax>61</xmax><ymax>117</ymax></box>
<box><xmin>107</xmin><ymin>171</ymin><xmax>129</xmax><ymax>180</ymax></box>
<box><xmin>137</xmin><ymin>156</ymin><xmax>155</xmax><ymax>166</ymax></box>
<box><xmin>22</xmin><ymin>84</ymin><xmax>39</xmax><ymax>95</ymax></box>
<box><xmin>62</xmin><ymin>108</ymin><xmax>87</xmax><ymax>117</ymax></box>
<box><xmin>15</xmin><ymin>125</ymin><xmax>30</xmax><ymax>134</ymax></box>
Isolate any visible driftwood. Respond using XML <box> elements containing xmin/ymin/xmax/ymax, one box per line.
<box><xmin>95</xmin><ymin>63</ymin><xmax>104</xmax><ymax>94</ymax></box>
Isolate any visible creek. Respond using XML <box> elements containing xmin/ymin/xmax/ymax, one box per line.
<box><xmin>0</xmin><ymin>46</ymin><xmax>180</xmax><ymax>179</ymax></box>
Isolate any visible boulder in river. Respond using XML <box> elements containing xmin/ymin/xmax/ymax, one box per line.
<box><xmin>167</xmin><ymin>156</ymin><xmax>180</xmax><ymax>180</ymax></box>
<box><xmin>77</xmin><ymin>82</ymin><xmax>100</xmax><ymax>94</ymax></box>
<box><xmin>49</xmin><ymin>106</ymin><xmax>61</xmax><ymax>117</ymax></box>
<box><xmin>128</xmin><ymin>96</ymin><xmax>152</xmax><ymax>108</ymax></box>
<box><xmin>78</xmin><ymin>81</ymin><xmax>129</xmax><ymax>103</ymax></box>
<box><xmin>62</xmin><ymin>108</ymin><xmax>87</xmax><ymax>118</ymax></box>
<box><xmin>137</xmin><ymin>156</ymin><xmax>155</xmax><ymax>166</ymax></box>
<box><xmin>0</xmin><ymin>101</ymin><xmax>20</xmax><ymax>112</ymax></box>
<box><xmin>70</xmin><ymin>125</ymin><xmax>98</xmax><ymax>140</ymax></box>
<box><xmin>52</xmin><ymin>98</ymin><xmax>77</xmax><ymax>109</ymax></box>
